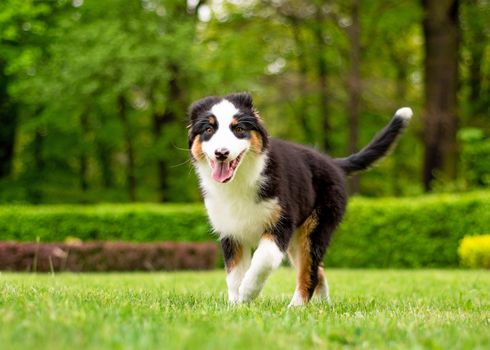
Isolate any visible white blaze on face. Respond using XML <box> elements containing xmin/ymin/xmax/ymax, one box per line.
<box><xmin>201</xmin><ymin>99</ymin><xmax>250</xmax><ymax>183</ymax></box>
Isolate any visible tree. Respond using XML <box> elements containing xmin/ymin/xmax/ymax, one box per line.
<box><xmin>0</xmin><ymin>0</ymin><xmax>52</xmax><ymax>178</ymax></box>
<box><xmin>422</xmin><ymin>0</ymin><xmax>460</xmax><ymax>191</ymax></box>
<box><xmin>461</xmin><ymin>0</ymin><xmax>490</xmax><ymax>124</ymax></box>
<box><xmin>0</xmin><ymin>61</ymin><xmax>17</xmax><ymax>178</ymax></box>
<box><xmin>2</xmin><ymin>0</ymin><xmax>487</xmax><ymax>203</ymax></box>
<box><xmin>345</xmin><ymin>0</ymin><xmax>361</xmax><ymax>193</ymax></box>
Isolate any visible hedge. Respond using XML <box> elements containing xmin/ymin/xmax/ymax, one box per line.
<box><xmin>327</xmin><ymin>191</ymin><xmax>490</xmax><ymax>267</ymax></box>
<box><xmin>1</xmin><ymin>191</ymin><xmax>489</xmax><ymax>267</ymax></box>
<box><xmin>0</xmin><ymin>204</ymin><xmax>210</xmax><ymax>242</ymax></box>
<box><xmin>0</xmin><ymin>241</ymin><xmax>218</xmax><ymax>272</ymax></box>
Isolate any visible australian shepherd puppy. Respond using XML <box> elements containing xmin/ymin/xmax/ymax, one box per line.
<box><xmin>188</xmin><ymin>92</ymin><xmax>412</xmax><ymax>307</ymax></box>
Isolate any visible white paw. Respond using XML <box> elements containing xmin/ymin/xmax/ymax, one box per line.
<box><xmin>237</xmin><ymin>290</ymin><xmax>253</xmax><ymax>303</ymax></box>
<box><xmin>288</xmin><ymin>291</ymin><xmax>306</xmax><ymax>308</ymax></box>
<box><xmin>238</xmin><ymin>283</ymin><xmax>260</xmax><ymax>303</ymax></box>
<box><xmin>315</xmin><ymin>284</ymin><xmax>331</xmax><ymax>305</ymax></box>
<box><xmin>228</xmin><ymin>296</ymin><xmax>240</xmax><ymax>305</ymax></box>
<box><xmin>228</xmin><ymin>289</ymin><xmax>240</xmax><ymax>303</ymax></box>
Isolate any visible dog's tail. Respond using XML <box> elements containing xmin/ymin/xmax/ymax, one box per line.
<box><xmin>334</xmin><ymin>107</ymin><xmax>413</xmax><ymax>175</ymax></box>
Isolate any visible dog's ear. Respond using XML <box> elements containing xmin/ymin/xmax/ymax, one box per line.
<box><xmin>225</xmin><ymin>92</ymin><xmax>254</xmax><ymax>110</ymax></box>
<box><xmin>188</xmin><ymin>96</ymin><xmax>221</xmax><ymax>122</ymax></box>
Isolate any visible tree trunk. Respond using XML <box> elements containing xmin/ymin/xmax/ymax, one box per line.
<box><xmin>117</xmin><ymin>95</ymin><xmax>137</xmax><ymax>202</ymax></box>
<box><xmin>97</xmin><ymin>142</ymin><xmax>114</xmax><ymax>188</ymax></box>
<box><xmin>148</xmin><ymin>4</ymin><xmax>197</xmax><ymax>202</ymax></box>
<box><xmin>152</xmin><ymin>105</ymin><xmax>170</xmax><ymax>203</ymax></box>
<box><xmin>152</xmin><ymin>65</ymin><xmax>181</xmax><ymax>202</ymax></box>
<box><xmin>312</xmin><ymin>9</ymin><xmax>331</xmax><ymax>152</ymax></box>
<box><xmin>33</xmin><ymin>129</ymin><xmax>45</xmax><ymax>173</ymax></box>
<box><xmin>346</xmin><ymin>0</ymin><xmax>361</xmax><ymax>194</ymax></box>
<box><xmin>465</xmin><ymin>0</ymin><xmax>486</xmax><ymax>118</ymax></box>
<box><xmin>422</xmin><ymin>0</ymin><xmax>460</xmax><ymax>191</ymax></box>
<box><xmin>289</xmin><ymin>17</ymin><xmax>314</xmax><ymax>144</ymax></box>
<box><xmin>26</xmin><ymin>127</ymin><xmax>45</xmax><ymax>204</ymax></box>
<box><xmin>0</xmin><ymin>61</ymin><xmax>17</xmax><ymax>178</ymax></box>
<box><xmin>468</xmin><ymin>45</ymin><xmax>483</xmax><ymax>109</ymax></box>
<box><xmin>79</xmin><ymin>112</ymin><xmax>89</xmax><ymax>192</ymax></box>
<box><xmin>94</xmin><ymin>108</ymin><xmax>114</xmax><ymax>188</ymax></box>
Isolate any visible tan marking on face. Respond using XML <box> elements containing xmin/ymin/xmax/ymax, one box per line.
<box><xmin>208</xmin><ymin>116</ymin><xmax>216</xmax><ymax>125</ymax></box>
<box><xmin>231</xmin><ymin>117</ymin><xmax>238</xmax><ymax>126</ymax></box>
<box><xmin>250</xmin><ymin>130</ymin><xmax>263</xmax><ymax>153</ymax></box>
<box><xmin>191</xmin><ymin>135</ymin><xmax>205</xmax><ymax>161</ymax></box>
<box><xmin>226</xmin><ymin>243</ymin><xmax>243</xmax><ymax>273</ymax></box>
<box><xmin>293</xmin><ymin>212</ymin><xmax>318</xmax><ymax>303</ymax></box>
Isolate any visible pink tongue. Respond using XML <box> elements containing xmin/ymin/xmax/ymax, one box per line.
<box><xmin>212</xmin><ymin>161</ymin><xmax>234</xmax><ymax>183</ymax></box>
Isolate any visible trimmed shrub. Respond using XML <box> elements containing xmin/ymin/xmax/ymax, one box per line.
<box><xmin>458</xmin><ymin>235</ymin><xmax>490</xmax><ymax>268</ymax></box>
<box><xmin>1</xmin><ymin>191</ymin><xmax>489</xmax><ymax>267</ymax></box>
<box><xmin>0</xmin><ymin>241</ymin><xmax>219</xmax><ymax>272</ymax></box>
<box><xmin>0</xmin><ymin>204</ymin><xmax>210</xmax><ymax>242</ymax></box>
<box><xmin>327</xmin><ymin>191</ymin><xmax>490</xmax><ymax>267</ymax></box>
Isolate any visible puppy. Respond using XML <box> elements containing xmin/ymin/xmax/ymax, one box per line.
<box><xmin>188</xmin><ymin>92</ymin><xmax>412</xmax><ymax>306</ymax></box>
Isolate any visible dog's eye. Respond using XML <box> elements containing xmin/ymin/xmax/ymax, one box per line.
<box><xmin>235</xmin><ymin>127</ymin><xmax>244</xmax><ymax>134</ymax></box>
<box><xmin>205</xmin><ymin>127</ymin><xmax>213</xmax><ymax>134</ymax></box>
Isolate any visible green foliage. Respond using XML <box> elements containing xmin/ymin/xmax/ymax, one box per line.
<box><xmin>0</xmin><ymin>0</ymin><xmax>489</xmax><ymax>202</ymax></box>
<box><xmin>1</xmin><ymin>270</ymin><xmax>489</xmax><ymax>349</ymax></box>
<box><xmin>0</xmin><ymin>204</ymin><xmax>211</xmax><ymax>242</ymax></box>
<box><xmin>5</xmin><ymin>0</ymin><xmax>201</xmax><ymax>203</ymax></box>
<box><xmin>459</xmin><ymin>128</ymin><xmax>490</xmax><ymax>187</ymax></box>
<box><xmin>2</xmin><ymin>192</ymin><xmax>489</xmax><ymax>268</ymax></box>
<box><xmin>328</xmin><ymin>191</ymin><xmax>490</xmax><ymax>267</ymax></box>
<box><xmin>0</xmin><ymin>0</ymin><xmax>426</xmax><ymax>203</ymax></box>
<box><xmin>458</xmin><ymin>234</ymin><xmax>490</xmax><ymax>268</ymax></box>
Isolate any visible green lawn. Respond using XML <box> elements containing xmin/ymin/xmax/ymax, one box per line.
<box><xmin>1</xmin><ymin>269</ymin><xmax>489</xmax><ymax>350</ymax></box>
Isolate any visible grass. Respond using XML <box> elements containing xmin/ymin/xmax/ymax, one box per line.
<box><xmin>1</xmin><ymin>269</ymin><xmax>489</xmax><ymax>350</ymax></box>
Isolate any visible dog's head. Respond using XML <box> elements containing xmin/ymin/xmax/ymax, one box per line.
<box><xmin>188</xmin><ymin>92</ymin><xmax>268</xmax><ymax>183</ymax></box>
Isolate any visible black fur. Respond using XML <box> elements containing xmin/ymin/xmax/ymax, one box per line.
<box><xmin>334</xmin><ymin>113</ymin><xmax>409</xmax><ymax>175</ymax></box>
<box><xmin>188</xmin><ymin>96</ymin><xmax>221</xmax><ymax>148</ymax></box>
<box><xmin>220</xmin><ymin>237</ymin><xmax>240</xmax><ymax>268</ymax></box>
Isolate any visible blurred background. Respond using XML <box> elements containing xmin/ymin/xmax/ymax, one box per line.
<box><xmin>1</xmin><ymin>1</ymin><xmax>490</xmax><ymax>272</ymax></box>
<box><xmin>0</xmin><ymin>0</ymin><xmax>489</xmax><ymax>204</ymax></box>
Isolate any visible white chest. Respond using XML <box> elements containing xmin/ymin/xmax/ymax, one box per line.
<box><xmin>204</xmin><ymin>194</ymin><xmax>279</xmax><ymax>246</ymax></box>
<box><xmin>195</xmin><ymin>152</ymin><xmax>279</xmax><ymax>247</ymax></box>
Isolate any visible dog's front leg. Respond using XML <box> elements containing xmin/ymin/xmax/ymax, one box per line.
<box><xmin>221</xmin><ymin>238</ymin><xmax>251</xmax><ymax>303</ymax></box>
<box><xmin>238</xmin><ymin>234</ymin><xmax>285</xmax><ymax>303</ymax></box>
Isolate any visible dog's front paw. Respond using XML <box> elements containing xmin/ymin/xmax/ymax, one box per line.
<box><xmin>228</xmin><ymin>297</ymin><xmax>240</xmax><ymax>305</ymax></box>
<box><xmin>229</xmin><ymin>293</ymin><xmax>248</xmax><ymax>305</ymax></box>
<box><xmin>238</xmin><ymin>284</ymin><xmax>259</xmax><ymax>303</ymax></box>
<box><xmin>237</xmin><ymin>295</ymin><xmax>251</xmax><ymax>304</ymax></box>
<box><xmin>228</xmin><ymin>290</ymin><xmax>240</xmax><ymax>305</ymax></box>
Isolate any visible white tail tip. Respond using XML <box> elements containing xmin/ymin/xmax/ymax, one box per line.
<box><xmin>395</xmin><ymin>107</ymin><xmax>413</xmax><ymax>121</ymax></box>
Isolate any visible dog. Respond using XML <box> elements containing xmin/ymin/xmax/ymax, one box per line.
<box><xmin>188</xmin><ymin>92</ymin><xmax>412</xmax><ymax>307</ymax></box>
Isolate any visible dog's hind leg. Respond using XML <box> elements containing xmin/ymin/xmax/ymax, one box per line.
<box><xmin>314</xmin><ymin>265</ymin><xmax>330</xmax><ymax>303</ymax></box>
<box><xmin>288</xmin><ymin>213</ymin><xmax>320</xmax><ymax>307</ymax></box>
<box><xmin>238</xmin><ymin>234</ymin><xmax>285</xmax><ymax>303</ymax></box>
<box><xmin>289</xmin><ymin>203</ymin><xmax>342</xmax><ymax>307</ymax></box>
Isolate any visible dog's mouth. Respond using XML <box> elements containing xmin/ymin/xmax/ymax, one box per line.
<box><xmin>209</xmin><ymin>151</ymin><xmax>245</xmax><ymax>183</ymax></box>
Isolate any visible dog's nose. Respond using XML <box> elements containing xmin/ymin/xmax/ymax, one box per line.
<box><xmin>214</xmin><ymin>148</ymin><xmax>230</xmax><ymax>161</ymax></box>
